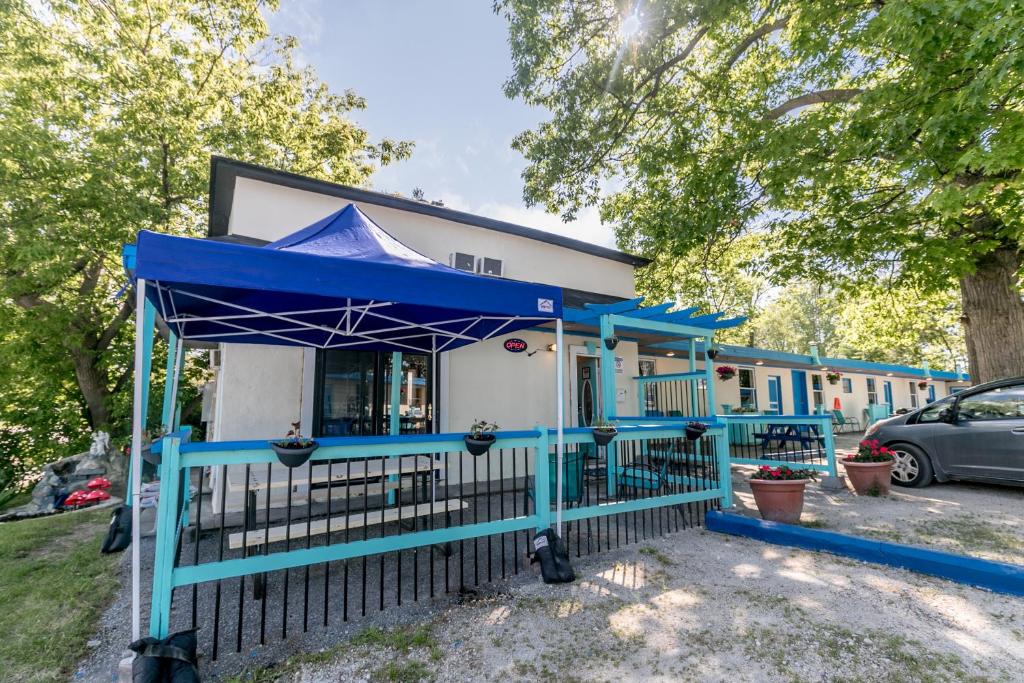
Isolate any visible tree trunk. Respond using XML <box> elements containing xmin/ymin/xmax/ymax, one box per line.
<box><xmin>959</xmin><ymin>247</ymin><xmax>1024</xmax><ymax>384</ymax></box>
<box><xmin>70</xmin><ymin>349</ymin><xmax>111</xmax><ymax>429</ymax></box>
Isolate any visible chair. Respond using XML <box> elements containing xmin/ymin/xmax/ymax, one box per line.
<box><xmin>526</xmin><ymin>449</ymin><xmax>585</xmax><ymax>509</ymax></box>
<box><xmin>832</xmin><ymin>409</ymin><xmax>861</xmax><ymax>433</ymax></box>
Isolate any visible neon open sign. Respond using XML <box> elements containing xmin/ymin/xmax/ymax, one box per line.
<box><xmin>503</xmin><ymin>338</ymin><xmax>528</xmax><ymax>353</ymax></box>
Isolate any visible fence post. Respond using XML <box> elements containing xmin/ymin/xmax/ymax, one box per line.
<box><xmin>821</xmin><ymin>416</ymin><xmax>838</xmax><ymax>477</ymax></box>
<box><xmin>150</xmin><ymin>435</ymin><xmax>182</xmax><ymax>638</ymax></box>
<box><xmin>714</xmin><ymin>424</ymin><xmax>733</xmax><ymax>508</ymax></box>
<box><xmin>534</xmin><ymin>426</ymin><xmax>551</xmax><ymax>532</ymax></box>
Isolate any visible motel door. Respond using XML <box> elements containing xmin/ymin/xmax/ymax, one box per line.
<box><xmin>766</xmin><ymin>376</ymin><xmax>783</xmax><ymax>415</ymax></box>
<box><xmin>569</xmin><ymin>346</ymin><xmax>603</xmax><ymax>428</ymax></box>
<box><xmin>791</xmin><ymin>370</ymin><xmax>809</xmax><ymax>415</ymax></box>
<box><xmin>883</xmin><ymin>381</ymin><xmax>894</xmax><ymax>414</ymax></box>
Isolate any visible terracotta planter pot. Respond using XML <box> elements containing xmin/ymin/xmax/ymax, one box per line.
<box><xmin>749</xmin><ymin>478</ymin><xmax>808</xmax><ymax>524</ymax></box>
<box><xmin>842</xmin><ymin>459</ymin><xmax>893</xmax><ymax>496</ymax></box>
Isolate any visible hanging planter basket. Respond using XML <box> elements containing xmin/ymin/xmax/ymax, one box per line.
<box><xmin>592</xmin><ymin>427</ymin><xmax>618</xmax><ymax>446</ymax></box>
<box><xmin>717</xmin><ymin>371</ymin><xmax>735</xmax><ymax>381</ymax></box>
<box><xmin>270</xmin><ymin>441</ymin><xmax>319</xmax><ymax>468</ymax></box>
<box><xmin>684</xmin><ymin>422</ymin><xmax>708</xmax><ymax>441</ymax></box>
<box><xmin>464</xmin><ymin>434</ymin><xmax>496</xmax><ymax>456</ymax></box>
<box><xmin>917</xmin><ymin>381</ymin><xmax>929</xmax><ymax>390</ymax></box>
<box><xmin>706</xmin><ymin>348</ymin><xmax>719</xmax><ymax>360</ymax></box>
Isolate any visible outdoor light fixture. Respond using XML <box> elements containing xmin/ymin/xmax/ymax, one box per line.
<box><xmin>604</xmin><ymin>336</ymin><xmax>619</xmax><ymax>350</ymax></box>
<box><xmin>886</xmin><ymin>372</ymin><xmax>894</xmax><ymax>377</ymax></box>
<box><xmin>755</xmin><ymin>360</ymin><xmax>764</xmax><ymax>366</ymax></box>
<box><xmin>547</xmin><ymin>343</ymin><xmax>557</xmax><ymax>352</ymax></box>
<box><xmin>666</xmin><ymin>351</ymin><xmax>675</xmax><ymax>357</ymax></box>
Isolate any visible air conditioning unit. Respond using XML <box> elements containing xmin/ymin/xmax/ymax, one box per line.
<box><xmin>477</xmin><ymin>256</ymin><xmax>504</xmax><ymax>277</ymax></box>
<box><xmin>209</xmin><ymin>349</ymin><xmax>222</xmax><ymax>369</ymax></box>
<box><xmin>449</xmin><ymin>252</ymin><xmax>475</xmax><ymax>272</ymax></box>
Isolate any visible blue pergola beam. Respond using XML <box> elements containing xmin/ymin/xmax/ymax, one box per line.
<box><xmin>626</xmin><ymin>302</ymin><xmax>676</xmax><ymax>319</ymax></box>
<box><xmin>582</xmin><ymin>297</ymin><xmax>645</xmax><ymax>314</ymax></box>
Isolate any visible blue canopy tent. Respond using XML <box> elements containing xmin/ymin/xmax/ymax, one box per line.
<box><xmin>123</xmin><ymin>204</ymin><xmax>564</xmax><ymax>640</ymax></box>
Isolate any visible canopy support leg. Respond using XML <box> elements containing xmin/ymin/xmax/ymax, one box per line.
<box><xmin>130</xmin><ymin>279</ymin><xmax>151</xmax><ymax>642</ymax></box>
<box><xmin>388</xmin><ymin>352</ymin><xmax>402</xmax><ymax>505</ymax></box>
<box><xmin>555</xmin><ymin>318</ymin><xmax>564</xmax><ymax>537</ymax></box>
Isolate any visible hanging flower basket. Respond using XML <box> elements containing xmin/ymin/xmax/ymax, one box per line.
<box><xmin>917</xmin><ymin>381</ymin><xmax>929</xmax><ymax>390</ymax></box>
<box><xmin>826</xmin><ymin>371</ymin><xmax>841</xmax><ymax>385</ymax></box>
<box><xmin>684</xmin><ymin>421</ymin><xmax>707</xmax><ymax>441</ymax></box>
<box><xmin>465</xmin><ymin>420</ymin><xmax>498</xmax><ymax>456</ymax></box>
<box><xmin>715</xmin><ymin>365</ymin><xmax>736</xmax><ymax>381</ymax></box>
<box><xmin>270</xmin><ymin>421</ymin><xmax>319</xmax><ymax>468</ymax></box>
<box><xmin>592</xmin><ymin>422</ymin><xmax>618</xmax><ymax>446</ymax></box>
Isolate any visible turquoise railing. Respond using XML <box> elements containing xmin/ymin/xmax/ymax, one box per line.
<box><xmin>148</xmin><ymin>423</ymin><xmax>729</xmax><ymax>639</ymax></box>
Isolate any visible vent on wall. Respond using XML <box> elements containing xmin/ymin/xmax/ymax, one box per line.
<box><xmin>449</xmin><ymin>252</ymin><xmax>475</xmax><ymax>272</ymax></box>
<box><xmin>477</xmin><ymin>257</ymin><xmax>504</xmax><ymax>277</ymax></box>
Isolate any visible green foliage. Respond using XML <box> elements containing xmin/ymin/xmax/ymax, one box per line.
<box><xmin>0</xmin><ymin>1</ymin><xmax>411</xmax><ymax>482</ymax></box>
<box><xmin>499</xmin><ymin>0</ymin><xmax>1022</xmax><ymax>375</ymax></box>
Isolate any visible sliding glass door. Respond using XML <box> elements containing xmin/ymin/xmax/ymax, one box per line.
<box><xmin>314</xmin><ymin>350</ymin><xmax>434</xmax><ymax>438</ymax></box>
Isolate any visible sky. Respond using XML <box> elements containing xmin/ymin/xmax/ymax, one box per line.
<box><xmin>265</xmin><ymin>0</ymin><xmax>616</xmax><ymax>248</ymax></box>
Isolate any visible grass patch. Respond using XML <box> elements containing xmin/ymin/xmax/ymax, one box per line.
<box><xmin>800</xmin><ymin>519</ymin><xmax>830</xmax><ymax>529</ymax></box>
<box><xmin>227</xmin><ymin>623</ymin><xmax>442</xmax><ymax>683</ymax></box>
<box><xmin>638</xmin><ymin>546</ymin><xmax>676</xmax><ymax>566</ymax></box>
<box><xmin>912</xmin><ymin>516</ymin><xmax>1024</xmax><ymax>562</ymax></box>
<box><xmin>0</xmin><ymin>508</ymin><xmax>120</xmax><ymax>683</ymax></box>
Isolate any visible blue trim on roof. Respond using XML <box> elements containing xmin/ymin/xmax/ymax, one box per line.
<box><xmin>649</xmin><ymin>340</ymin><xmax>969</xmax><ymax>381</ymax></box>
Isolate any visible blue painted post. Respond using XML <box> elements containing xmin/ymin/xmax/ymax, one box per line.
<box><xmin>534</xmin><ymin>427</ymin><xmax>551</xmax><ymax>531</ymax></box>
<box><xmin>388</xmin><ymin>352</ymin><xmax>402</xmax><ymax>505</ymax></box>
<box><xmin>714</xmin><ymin>428</ymin><xmax>733</xmax><ymax>508</ymax></box>
<box><xmin>703</xmin><ymin>334</ymin><xmax>716</xmax><ymax>418</ymax></box>
<box><xmin>598</xmin><ymin>314</ymin><xmax>618</xmax><ymax>497</ymax></box>
<box><xmin>160</xmin><ymin>331</ymin><xmax>179</xmax><ymax>430</ymax></box>
<box><xmin>150</xmin><ymin>435</ymin><xmax>182</xmax><ymax>638</ymax></box>
<box><xmin>125</xmin><ymin>299</ymin><xmax>156</xmax><ymax>510</ymax></box>
<box><xmin>822</xmin><ymin>417</ymin><xmax>838</xmax><ymax>477</ymax></box>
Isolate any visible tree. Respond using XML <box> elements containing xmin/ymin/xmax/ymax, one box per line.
<box><xmin>499</xmin><ymin>0</ymin><xmax>1023</xmax><ymax>382</ymax></box>
<box><xmin>0</xmin><ymin>0</ymin><xmax>411</xmax><ymax>473</ymax></box>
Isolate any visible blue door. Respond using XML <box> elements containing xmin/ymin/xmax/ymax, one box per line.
<box><xmin>883</xmin><ymin>381</ymin><xmax>893</xmax><ymax>414</ymax></box>
<box><xmin>791</xmin><ymin>370</ymin><xmax>809</xmax><ymax>414</ymax></box>
<box><xmin>767</xmin><ymin>376</ymin><xmax>782</xmax><ymax>414</ymax></box>
<box><xmin>928</xmin><ymin>385</ymin><xmax>936</xmax><ymax>403</ymax></box>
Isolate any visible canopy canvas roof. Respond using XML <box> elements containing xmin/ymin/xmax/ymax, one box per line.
<box><xmin>125</xmin><ymin>204</ymin><xmax>563</xmax><ymax>354</ymax></box>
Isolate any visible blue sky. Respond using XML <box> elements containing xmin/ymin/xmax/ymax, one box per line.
<box><xmin>266</xmin><ymin>0</ymin><xmax>614</xmax><ymax>247</ymax></box>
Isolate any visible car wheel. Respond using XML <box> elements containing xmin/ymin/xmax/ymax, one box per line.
<box><xmin>890</xmin><ymin>444</ymin><xmax>933</xmax><ymax>488</ymax></box>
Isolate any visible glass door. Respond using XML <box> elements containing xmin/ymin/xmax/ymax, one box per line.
<box><xmin>382</xmin><ymin>353</ymin><xmax>433</xmax><ymax>435</ymax></box>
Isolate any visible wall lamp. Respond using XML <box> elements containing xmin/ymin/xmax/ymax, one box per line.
<box><xmin>666</xmin><ymin>351</ymin><xmax>675</xmax><ymax>357</ymax></box>
<box><xmin>547</xmin><ymin>343</ymin><xmax>557</xmax><ymax>352</ymax></box>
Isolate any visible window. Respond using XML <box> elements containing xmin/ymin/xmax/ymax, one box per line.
<box><xmin>315</xmin><ymin>350</ymin><xmax>433</xmax><ymax>437</ymax></box>
<box><xmin>908</xmin><ymin>381</ymin><xmax>919</xmax><ymax>409</ymax></box>
<box><xmin>866</xmin><ymin>378</ymin><xmax>878</xmax><ymax>405</ymax></box>
<box><xmin>841</xmin><ymin>378</ymin><xmax>853</xmax><ymax>394</ymax></box>
<box><xmin>917</xmin><ymin>396</ymin><xmax>954</xmax><ymax>423</ymax></box>
<box><xmin>811</xmin><ymin>374</ymin><xmax>824</xmax><ymax>411</ymax></box>
<box><xmin>957</xmin><ymin>384</ymin><xmax>1024</xmax><ymax>421</ymax></box>
<box><xmin>738</xmin><ymin>367</ymin><xmax>757</xmax><ymax>410</ymax></box>
<box><xmin>639</xmin><ymin>358</ymin><xmax>658</xmax><ymax>413</ymax></box>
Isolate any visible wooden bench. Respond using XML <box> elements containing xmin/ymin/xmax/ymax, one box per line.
<box><xmin>227</xmin><ymin>498</ymin><xmax>468</xmax><ymax>550</ymax></box>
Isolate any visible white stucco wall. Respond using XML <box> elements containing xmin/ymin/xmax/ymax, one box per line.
<box><xmin>227</xmin><ymin>178</ymin><xmax>636</xmax><ymax>298</ymax></box>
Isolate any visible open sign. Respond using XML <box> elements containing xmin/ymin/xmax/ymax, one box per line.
<box><xmin>503</xmin><ymin>338</ymin><xmax>528</xmax><ymax>353</ymax></box>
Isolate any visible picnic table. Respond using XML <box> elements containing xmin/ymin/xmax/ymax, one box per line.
<box><xmin>752</xmin><ymin>423</ymin><xmax>824</xmax><ymax>450</ymax></box>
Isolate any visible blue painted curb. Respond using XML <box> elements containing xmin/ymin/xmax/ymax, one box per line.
<box><xmin>705</xmin><ymin>511</ymin><xmax>1024</xmax><ymax>597</ymax></box>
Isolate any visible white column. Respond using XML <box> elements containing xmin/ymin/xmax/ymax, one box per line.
<box><xmin>130</xmin><ymin>279</ymin><xmax>147</xmax><ymax>642</ymax></box>
<box><xmin>555</xmin><ymin>318</ymin><xmax>564</xmax><ymax>537</ymax></box>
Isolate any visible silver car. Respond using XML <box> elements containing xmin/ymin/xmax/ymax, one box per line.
<box><xmin>865</xmin><ymin>376</ymin><xmax>1024</xmax><ymax>487</ymax></box>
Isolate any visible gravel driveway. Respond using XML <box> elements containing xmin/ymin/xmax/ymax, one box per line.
<box><xmin>228</xmin><ymin>528</ymin><xmax>1024</xmax><ymax>682</ymax></box>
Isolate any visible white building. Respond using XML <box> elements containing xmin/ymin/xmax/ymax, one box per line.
<box><xmin>202</xmin><ymin>157</ymin><xmax>969</xmax><ymax>443</ymax></box>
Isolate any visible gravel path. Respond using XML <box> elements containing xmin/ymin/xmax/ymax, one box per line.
<box><xmin>237</xmin><ymin>529</ymin><xmax>1024</xmax><ymax>682</ymax></box>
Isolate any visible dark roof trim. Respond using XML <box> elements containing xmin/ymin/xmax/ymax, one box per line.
<box><xmin>207</xmin><ymin>156</ymin><xmax>651</xmax><ymax>268</ymax></box>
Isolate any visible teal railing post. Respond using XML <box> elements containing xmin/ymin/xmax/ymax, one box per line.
<box><xmin>599</xmin><ymin>314</ymin><xmax>618</xmax><ymax>497</ymax></box>
<box><xmin>714</xmin><ymin>424</ymin><xmax>733</xmax><ymax>508</ymax></box>
<box><xmin>150</xmin><ymin>435</ymin><xmax>182</xmax><ymax>638</ymax></box>
<box><xmin>160</xmin><ymin>330</ymin><xmax>179</xmax><ymax>430</ymax></box>
<box><xmin>703</xmin><ymin>334</ymin><xmax>716</xmax><ymax>418</ymax></box>
<box><xmin>125</xmin><ymin>299</ymin><xmax>156</xmax><ymax>509</ymax></box>
<box><xmin>387</xmin><ymin>352</ymin><xmax>402</xmax><ymax>505</ymax></box>
<box><xmin>821</xmin><ymin>416</ymin><xmax>838</xmax><ymax>477</ymax></box>
<box><xmin>534</xmin><ymin>427</ymin><xmax>551</xmax><ymax>531</ymax></box>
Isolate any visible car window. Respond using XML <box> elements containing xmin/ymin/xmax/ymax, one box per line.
<box><xmin>957</xmin><ymin>384</ymin><xmax>1024</xmax><ymax>421</ymax></box>
<box><xmin>917</xmin><ymin>396</ymin><xmax>954</xmax><ymax>423</ymax></box>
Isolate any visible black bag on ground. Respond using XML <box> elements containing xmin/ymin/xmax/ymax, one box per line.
<box><xmin>129</xmin><ymin>629</ymin><xmax>200</xmax><ymax>683</ymax></box>
<box><xmin>530</xmin><ymin>528</ymin><xmax>575</xmax><ymax>583</ymax></box>
<box><xmin>101</xmin><ymin>505</ymin><xmax>132</xmax><ymax>554</ymax></box>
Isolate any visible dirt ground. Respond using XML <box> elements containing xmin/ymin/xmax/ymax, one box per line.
<box><xmin>232</xmin><ymin>526</ymin><xmax>1024</xmax><ymax>682</ymax></box>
